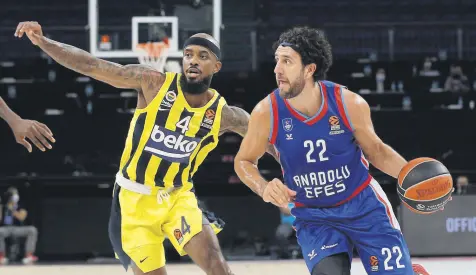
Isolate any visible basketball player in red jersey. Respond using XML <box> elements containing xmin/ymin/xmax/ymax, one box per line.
<box><xmin>0</xmin><ymin>96</ymin><xmax>55</xmax><ymax>152</ymax></box>
<box><xmin>16</xmin><ymin>21</ymin><xmax>278</xmax><ymax>275</ymax></box>
<box><xmin>235</xmin><ymin>26</ymin><xmax>432</xmax><ymax>275</ymax></box>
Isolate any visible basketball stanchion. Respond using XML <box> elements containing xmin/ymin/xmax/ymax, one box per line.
<box><xmin>135</xmin><ymin>41</ymin><xmax>170</xmax><ymax>72</ymax></box>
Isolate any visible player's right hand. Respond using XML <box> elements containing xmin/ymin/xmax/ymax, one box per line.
<box><xmin>262</xmin><ymin>178</ymin><xmax>297</xmax><ymax>208</ymax></box>
<box><xmin>10</xmin><ymin>118</ymin><xmax>55</xmax><ymax>153</ymax></box>
<box><xmin>14</xmin><ymin>21</ymin><xmax>44</xmax><ymax>45</ymax></box>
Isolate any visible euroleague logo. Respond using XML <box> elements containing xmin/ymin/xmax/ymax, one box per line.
<box><xmin>329</xmin><ymin>115</ymin><xmax>340</xmax><ymax>126</ymax></box>
<box><xmin>201</xmin><ymin>109</ymin><xmax>216</xmax><ymax>130</ymax></box>
<box><xmin>329</xmin><ymin>115</ymin><xmax>344</xmax><ymax>135</ymax></box>
<box><xmin>205</xmin><ymin>109</ymin><xmax>215</xmax><ymax>120</ymax></box>
<box><xmin>370</xmin><ymin>256</ymin><xmax>379</xmax><ymax>272</ymax></box>
<box><xmin>174</xmin><ymin>229</ymin><xmax>184</xmax><ymax>244</ymax></box>
<box><xmin>144</xmin><ymin>125</ymin><xmax>200</xmax><ymax>163</ymax></box>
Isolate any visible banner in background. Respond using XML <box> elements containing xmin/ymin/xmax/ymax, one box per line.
<box><xmin>400</xmin><ymin>195</ymin><xmax>476</xmax><ymax>256</ymax></box>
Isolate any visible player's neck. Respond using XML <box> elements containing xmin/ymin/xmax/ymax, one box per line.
<box><xmin>183</xmin><ymin>90</ymin><xmax>214</xmax><ymax>108</ymax></box>
<box><xmin>287</xmin><ymin>81</ymin><xmax>322</xmax><ymax>117</ymax></box>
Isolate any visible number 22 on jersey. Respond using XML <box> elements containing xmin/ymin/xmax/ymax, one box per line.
<box><xmin>304</xmin><ymin>139</ymin><xmax>329</xmax><ymax>163</ymax></box>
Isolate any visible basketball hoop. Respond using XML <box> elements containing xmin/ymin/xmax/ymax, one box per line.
<box><xmin>135</xmin><ymin>41</ymin><xmax>170</xmax><ymax>72</ymax></box>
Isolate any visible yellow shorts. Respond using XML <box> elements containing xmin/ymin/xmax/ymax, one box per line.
<box><xmin>109</xmin><ymin>185</ymin><xmax>223</xmax><ymax>273</ymax></box>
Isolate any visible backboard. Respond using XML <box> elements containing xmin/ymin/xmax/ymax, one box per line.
<box><xmin>88</xmin><ymin>0</ymin><xmax>222</xmax><ymax>62</ymax></box>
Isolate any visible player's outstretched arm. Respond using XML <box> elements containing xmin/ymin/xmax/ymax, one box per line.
<box><xmin>343</xmin><ymin>89</ymin><xmax>407</xmax><ymax>178</ymax></box>
<box><xmin>15</xmin><ymin>21</ymin><xmax>164</xmax><ymax>92</ymax></box>
<box><xmin>0</xmin><ymin>96</ymin><xmax>55</xmax><ymax>152</ymax></box>
<box><xmin>219</xmin><ymin>104</ymin><xmax>279</xmax><ymax>162</ymax></box>
<box><xmin>234</xmin><ymin>99</ymin><xmax>295</xmax><ymax>207</ymax></box>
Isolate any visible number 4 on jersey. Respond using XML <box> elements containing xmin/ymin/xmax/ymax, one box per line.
<box><xmin>176</xmin><ymin>116</ymin><xmax>192</xmax><ymax>134</ymax></box>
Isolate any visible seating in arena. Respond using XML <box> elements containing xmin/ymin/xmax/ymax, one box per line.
<box><xmin>0</xmin><ymin>0</ymin><xmax>475</xmax><ymax>272</ymax></box>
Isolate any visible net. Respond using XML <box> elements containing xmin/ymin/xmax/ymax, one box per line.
<box><xmin>135</xmin><ymin>41</ymin><xmax>170</xmax><ymax>72</ymax></box>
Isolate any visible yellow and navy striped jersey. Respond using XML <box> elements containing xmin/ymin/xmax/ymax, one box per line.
<box><xmin>118</xmin><ymin>72</ymin><xmax>227</xmax><ymax>190</ymax></box>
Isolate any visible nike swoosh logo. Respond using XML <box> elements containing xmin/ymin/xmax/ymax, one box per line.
<box><xmin>140</xmin><ymin>256</ymin><xmax>148</xmax><ymax>263</ymax></box>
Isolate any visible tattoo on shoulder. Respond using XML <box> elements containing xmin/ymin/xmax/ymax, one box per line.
<box><xmin>219</xmin><ymin>105</ymin><xmax>279</xmax><ymax>162</ymax></box>
<box><xmin>219</xmin><ymin>105</ymin><xmax>250</xmax><ymax>136</ymax></box>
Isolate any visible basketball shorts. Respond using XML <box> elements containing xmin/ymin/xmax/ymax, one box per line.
<box><xmin>108</xmin><ymin>184</ymin><xmax>224</xmax><ymax>273</ymax></box>
<box><xmin>293</xmin><ymin>179</ymin><xmax>413</xmax><ymax>274</ymax></box>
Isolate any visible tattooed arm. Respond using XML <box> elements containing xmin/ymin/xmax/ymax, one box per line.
<box><xmin>15</xmin><ymin>21</ymin><xmax>164</xmax><ymax>92</ymax></box>
<box><xmin>220</xmin><ymin>105</ymin><xmax>279</xmax><ymax>163</ymax></box>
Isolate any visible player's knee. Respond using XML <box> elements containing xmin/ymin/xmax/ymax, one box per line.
<box><xmin>311</xmin><ymin>253</ymin><xmax>350</xmax><ymax>275</ymax></box>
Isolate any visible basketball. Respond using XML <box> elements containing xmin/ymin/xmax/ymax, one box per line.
<box><xmin>397</xmin><ymin>157</ymin><xmax>453</xmax><ymax>214</ymax></box>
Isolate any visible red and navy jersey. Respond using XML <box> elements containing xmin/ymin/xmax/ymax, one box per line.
<box><xmin>268</xmin><ymin>81</ymin><xmax>372</xmax><ymax>207</ymax></box>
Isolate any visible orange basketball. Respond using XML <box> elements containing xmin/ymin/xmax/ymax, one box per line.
<box><xmin>397</xmin><ymin>157</ymin><xmax>453</xmax><ymax>214</ymax></box>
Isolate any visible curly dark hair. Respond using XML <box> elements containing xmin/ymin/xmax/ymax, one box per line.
<box><xmin>273</xmin><ymin>26</ymin><xmax>333</xmax><ymax>81</ymax></box>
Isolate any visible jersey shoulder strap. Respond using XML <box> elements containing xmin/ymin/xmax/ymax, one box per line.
<box><xmin>268</xmin><ymin>89</ymin><xmax>280</xmax><ymax>144</ymax></box>
<box><xmin>322</xmin><ymin>81</ymin><xmax>354</xmax><ymax>132</ymax></box>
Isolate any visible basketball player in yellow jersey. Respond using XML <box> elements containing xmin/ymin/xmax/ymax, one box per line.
<box><xmin>16</xmin><ymin>21</ymin><xmax>278</xmax><ymax>275</ymax></box>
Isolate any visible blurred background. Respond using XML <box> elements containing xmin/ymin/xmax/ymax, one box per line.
<box><xmin>1</xmin><ymin>0</ymin><xmax>476</xmax><ymax>270</ymax></box>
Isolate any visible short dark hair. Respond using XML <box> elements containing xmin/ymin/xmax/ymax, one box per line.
<box><xmin>273</xmin><ymin>26</ymin><xmax>333</xmax><ymax>81</ymax></box>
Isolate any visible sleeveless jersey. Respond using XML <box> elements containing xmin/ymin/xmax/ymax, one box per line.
<box><xmin>118</xmin><ymin>72</ymin><xmax>227</xmax><ymax>191</ymax></box>
<box><xmin>269</xmin><ymin>81</ymin><xmax>371</xmax><ymax>207</ymax></box>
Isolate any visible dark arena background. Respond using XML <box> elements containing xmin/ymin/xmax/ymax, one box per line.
<box><xmin>1</xmin><ymin>0</ymin><xmax>476</xmax><ymax>274</ymax></box>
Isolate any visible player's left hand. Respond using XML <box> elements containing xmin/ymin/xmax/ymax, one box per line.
<box><xmin>14</xmin><ymin>21</ymin><xmax>44</xmax><ymax>45</ymax></box>
<box><xmin>10</xmin><ymin>118</ymin><xmax>55</xmax><ymax>152</ymax></box>
<box><xmin>262</xmin><ymin>178</ymin><xmax>296</xmax><ymax>208</ymax></box>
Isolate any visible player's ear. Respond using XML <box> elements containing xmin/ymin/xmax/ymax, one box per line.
<box><xmin>213</xmin><ymin>61</ymin><xmax>222</xmax><ymax>74</ymax></box>
<box><xmin>305</xmin><ymin>63</ymin><xmax>317</xmax><ymax>79</ymax></box>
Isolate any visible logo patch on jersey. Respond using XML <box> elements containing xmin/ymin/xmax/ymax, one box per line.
<box><xmin>159</xmin><ymin>100</ymin><xmax>172</xmax><ymax>110</ymax></box>
<box><xmin>370</xmin><ymin>256</ymin><xmax>379</xmax><ymax>272</ymax></box>
<box><xmin>144</xmin><ymin>125</ymin><xmax>200</xmax><ymax>163</ymax></box>
<box><xmin>286</xmin><ymin>133</ymin><xmax>293</xmax><ymax>140</ymax></box>
<box><xmin>205</xmin><ymin>109</ymin><xmax>215</xmax><ymax>120</ymax></box>
<box><xmin>201</xmin><ymin>109</ymin><xmax>216</xmax><ymax>129</ymax></box>
<box><xmin>329</xmin><ymin>116</ymin><xmax>339</xmax><ymax>126</ymax></box>
<box><xmin>159</xmin><ymin>90</ymin><xmax>177</xmax><ymax>110</ymax></box>
<box><xmin>174</xmin><ymin>229</ymin><xmax>184</xmax><ymax>244</ymax></box>
<box><xmin>165</xmin><ymin>90</ymin><xmax>177</xmax><ymax>102</ymax></box>
<box><xmin>282</xmin><ymin>118</ymin><xmax>293</xmax><ymax>132</ymax></box>
<box><xmin>329</xmin><ymin>116</ymin><xmax>344</xmax><ymax>135</ymax></box>
<box><xmin>308</xmin><ymin>249</ymin><xmax>317</xmax><ymax>260</ymax></box>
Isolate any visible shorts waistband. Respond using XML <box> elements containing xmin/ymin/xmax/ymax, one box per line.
<box><xmin>115</xmin><ymin>173</ymin><xmax>177</xmax><ymax>195</ymax></box>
